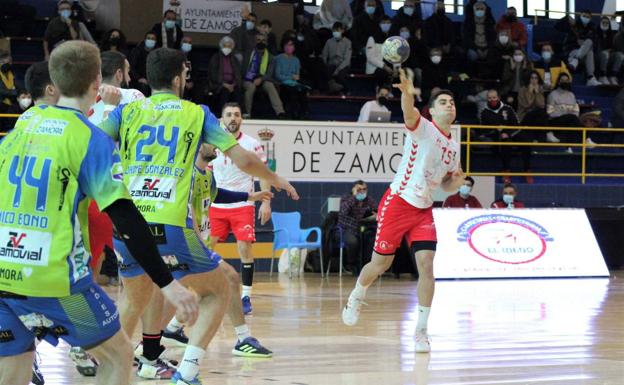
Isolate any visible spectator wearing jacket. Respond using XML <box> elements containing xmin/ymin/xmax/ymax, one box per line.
<box><xmin>554</xmin><ymin>11</ymin><xmax>601</xmax><ymax>86</ymax></box>
<box><xmin>321</xmin><ymin>22</ymin><xmax>352</xmax><ymax>94</ymax></box>
<box><xmin>207</xmin><ymin>36</ymin><xmax>243</xmax><ymax>116</ymax></box>
<box><xmin>495</xmin><ymin>6</ymin><xmax>527</xmax><ymax>49</ymax></box>
<box><xmin>390</xmin><ymin>0</ymin><xmax>422</xmax><ymax>36</ymax></box>
<box><xmin>365</xmin><ymin>16</ymin><xmax>394</xmax><ymax>87</ymax></box>
<box><xmin>491</xmin><ymin>183</ymin><xmax>525</xmax><ymax>208</ymax></box>
<box><xmin>351</xmin><ymin>0</ymin><xmax>383</xmax><ymax>54</ymax></box>
<box><xmin>533</xmin><ymin>43</ymin><xmax>572</xmax><ymax>91</ymax></box>
<box><xmin>595</xmin><ymin>16</ymin><xmax>620</xmax><ymax>85</ymax></box>
<box><xmin>151</xmin><ymin>9</ymin><xmax>183</xmax><ymax>49</ymax></box>
<box><xmin>423</xmin><ymin>0</ymin><xmax>455</xmax><ymax>54</ymax></box>
<box><xmin>463</xmin><ymin>0</ymin><xmax>496</xmax><ymax>67</ymax></box>
<box><xmin>443</xmin><ymin>177</ymin><xmax>483</xmax><ymax>208</ymax></box>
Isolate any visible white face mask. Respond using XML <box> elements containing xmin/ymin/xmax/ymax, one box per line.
<box><xmin>601</xmin><ymin>24</ymin><xmax>610</xmax><ymax>31</ymax></box>
<box><xmin>431</xmin><ymin>55</ymin><xmax>442</xmax><ymax>64</ymax></box>
<box><xmin>221</xmin><ymin>47</ymin><xmax>232</xmax><ymax>56</ymax></box>
<box><xmin>19</xmin><ymin>98</ymin><xmax>32</xmax><ymax>109</ymax></box>
<box><xmin>513</xmin><ymin>54</ymin><xmax>524</xmax><ymax>63</ymax></box>
<box><xmin>499</xmin><ymin>35</ymin><xmax>509</xmax><ymax>45</ymax></box>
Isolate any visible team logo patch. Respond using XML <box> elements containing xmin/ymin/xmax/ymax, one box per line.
<box><xmin>0</xmin><ymin>229</ymin><xmax>51</xmax><ymax>266</ymax></box>
<box><xmin>128</xmin><ymin>176</ymin><xmax>177</xmax><ymax>202</ymax></box>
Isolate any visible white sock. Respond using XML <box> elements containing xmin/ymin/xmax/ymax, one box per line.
<box><xmin>416</xmin><ymin>305</ymin><xmax>431</xmax><ymax>331</ymax></box>
<box><xmin>165</xmin><ymin>316</ymin><xmax>183</xmax><ymax>333</ymax></box>
<box><xmin>350</xmin><ymin>280</ymin><xmax>369</xmax><ymax>301</ymax></box>
<box><xmin>241</xmin><ymin>285</ymin><xmax>252</xmax><ymax>298</ymax></box>
<box><xmin>178</xmin><ymin>345</ymin><xmax>205</xmax><ymax>381</ymax></box>
<box><xmin>234</xmin><ymin>324</ymin><xmax>251</xmax><ymax>342</ymax></box>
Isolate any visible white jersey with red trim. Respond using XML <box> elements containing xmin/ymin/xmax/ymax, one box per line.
<box><xmin>211</xmin><ymin>132</ymin><xmax>267</xmax><ymax>209</ymax></box>
<box><xmin>389</xmin><ymin>117</ymin><xmax>460</xmax><ymax>209</ymax></box>
<box><xmin>87</xmin><ymin>87</ymin><xmax>145</xmax><ymax>125</ymax></box>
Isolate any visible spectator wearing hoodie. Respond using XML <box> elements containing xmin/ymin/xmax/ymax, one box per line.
<box><xmin>495</xmin><ymin>6</ymin><xmax>527</xmax><ymax>49</ymax></box>
<box><xmin>390</xmin><ymin>0</ymin><xmax>422</xmax><ymax>36</ymax></box>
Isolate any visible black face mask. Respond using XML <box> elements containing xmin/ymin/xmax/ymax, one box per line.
<box><xmin>558</xmin><ymin>82</ymin><xmax>571</xmax><ymax>90</ymax></box>
<box><xmin>256</xmin><ymin>42</ymin><xmax>267</xmax><ymax>51</ymax></box>
<box><xmin>0</xmin><ymin>63</ymin><xmax>11</xmax><ymax>73</ymax></box>
<box><xmin>109</xmin><ymin>36</ymin><xmax>120</xmax><ymax>45</ymax></box>
<box><xmin>377</xmin><ymin>96</ymin><xmax>388</xmax><ymax>106</ymax></box>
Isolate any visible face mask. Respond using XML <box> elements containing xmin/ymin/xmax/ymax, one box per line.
<box><xmin>332</xmin><ymin>31</ymin><xmax>342</xmax><ymax>39</ymax></box>
<box><xmin>503</xmin><ymin>194</ymin><xmax>514</xmax><ymax>204</ymax></box>
<box><xmin>400</xmin><ymin>31</ymin><xmax>410</xmax><ymax>39</ymax></box>
<box><xmin>403</xmin><ymin>6</ymin><xmax>414</xmax><ymax>16</ymax></box>
<box><xmin>18</xmin><ymin>98</ymin><xmax>31</xmax><ymax>109</ymax></box>
<box><xmin>601</xmin><ymin>24</ymin><xmax>610</xmax><ymax>31</ymax></box>
<box><xmin>474</xmin><ymin>9</ymin><xmax>485</xmax><ymax>18</ymax></box>
<box><xmin>59</xmin><ymin>9</ymin><xmax>71</xmax><ymax>19</ymax></box>
<box><xmin>541</xmin><ymin>51</ymin><xmax>552</xmax><ymax>61</ymax></box>
<box><xmin>506</xmin><ymin>14</ymin><xmax>517</xmax><ymax>22</ymax></box>
<box><xmin>145</xmin><ymin>39</ymin><xmax>156</xmax><ymax>49</ymax></box>
<box><xmin>580</xmin><ymin>16</ymin><xmax>590</xmax><ymax>25</ymax></box>
<box><xmin>499</xmin><ymin>35</ymin><xmax>509</xmax><ymax>45</ymax></box>
<box><xmin>488</xmin><ymin>100</ymin><xmax>500</xmax><ymax>108</ymax></box>
<box><xmin>246</xmin><ymin>21</ymin><xmax>255</xmax><ymax>30</ymax></box>
<box><xmin>165</xmin><ymin>20</ymin><xmax>176</xmax><ymax>29</ymax></box>
<box><xmin>459</xmin><ymin>185</ymin><xmax>471</xmax><ymax>196</ymax></box>
<box><xmin>355</xmin><ymin>193</ymin><xmax>366</xmax><ymax>201</ymax></box>
<box><xmin>181</xmin><ymin>43</ymin><xmax>192</xmax><ymax>53</ymax></box>
<box><xmin>558</xmin><ymin>82</ymin><xmax>571</xmax><ymax>90</ymax></box>
<box><xmin>431</xmin><ymin>55</ymin><xmax>442</xmax><ymax>64</ymax></box>
<box><xmin>0</xmin><ymin>63</ymin><xmax>11</xmax><ymax>73</ymax></box>
<box><xmin>221</xmin><ymin>47</ymin><xmax>232</xmax><ymax>56</ymax></box>
<box><xmin>377</xmin><ymin>96</ymin><xmax>388</xmax><ymax>106</ymax></box>
<box><xmin>380</xmin><ymin>23</ymin><xmax>391</xmax><ymax>33</ymax></box>
<box><xmin>513</xmin><ymin>54</ymin><xmax>524</xmax><ymax>63</ymax></box>
<box><xmin>366</xmin><ymin>6</ymin><xmax>376</xmax><ymax>15</ymax></box>
<box><xmin>297</xmin><ymin>34</ymin><xmax>305</xmax><ymax>42</ymax></box>
<box><xmin>109</xmin><ymin>36</ymin><xmax>120</xmax><ymax>45</ymax></box>
<box><xmin>284</xmin><ymin>45</ymin><xmax>295</xmax><ymax>54</ymax></box>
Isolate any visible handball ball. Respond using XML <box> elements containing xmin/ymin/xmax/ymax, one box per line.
<box><xmin>382</xmin><ymin>36</ymin><xmax>410</xmax><ymax>64</ymax></box>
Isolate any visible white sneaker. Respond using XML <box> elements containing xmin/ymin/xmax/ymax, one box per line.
<box><xmin>599</xmin><ymin>76</ymin><xmax>609</xmax><ymax>85</ymax></box>
<box><xmin>568</xmin><ymin>57</ymin><xmax>579</xmax><ymax>70</ymax></box>
<box><xmin>586</xmin><ymin>137</ymin><xmax>597</xmax><ymax>148</ymax></box>
<box><xmin>609</xmin><ymin>76</ymin><xmax>619</xmax><ymax>85</ymax></box>
<box><xmin>342</xmin><ymin>296</ymin><xmax>366</xmax><ymax>326</ymax></box>
<box><xmin>415</xmin><ymin>329</ymin><xmax>431</xmax><ymax>353</ymax></box>
<box><xmin>587</xmin><ymin>77</ymin><xmax>602</xmax><ymax>86</ymax></box>
<box><xmin>546</xmin><ymin>132</ymin><xmax>560</xmax><ymax>143</ymax></box>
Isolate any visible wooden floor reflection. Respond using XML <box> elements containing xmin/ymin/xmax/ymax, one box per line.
<box><xmin>36</xmin><ymin>271</ymin><xmax>624</xmax><ymax>385</ymax></box>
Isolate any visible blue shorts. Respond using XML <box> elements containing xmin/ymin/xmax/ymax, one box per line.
<box><xmin>115</xmin><ymin>223</ymin><xmax>221</xmax><ymax>280</ymax></box>
<box><xmin>0</xmin><ymin>284</ymin><xmax>120</xmax><ymax>356</ymax></box>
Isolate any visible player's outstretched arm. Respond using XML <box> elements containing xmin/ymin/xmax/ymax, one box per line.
<box><xmin>393</xmin><ymin>68</ymin><xmax>421</xmax><ymax>128</ymax></box>
<box><xmin>441</xmin><ymin>168</ymin><xmax>466</xmax><ymax>192</ymax></box>
<box><xmin>104</xmin><ymin>199</ymin><xmax>199</xmax><ymax>326</ymax></box>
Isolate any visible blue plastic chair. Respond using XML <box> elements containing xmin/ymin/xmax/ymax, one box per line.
<box><xmin>270</xmin><ymin>212</ymin><xmax>324</xmax><ymax>278</ymax></box>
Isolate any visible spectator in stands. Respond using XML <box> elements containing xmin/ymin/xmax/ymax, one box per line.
<box><xmin>596</xmin><ymin>16</ymin><xmax>620</xmax><ymax>85</ymax></box>
<box><xmin>275</xmin><ymin>38</ymin><xmax>308</xmax><ymax>119</ymax></box>
<box><xmin>421</xmin><ymin>47</ymin><xmax>449</xmax><ymax>95</ymax></box>
<box><xmin>495</xmin><ymin>6</ymin><xmax>527</xmax><ymax>49</ymax></box>
<box><xmin>242</xmin><ymin>34</ymin><xmax>285</xmax><ymax>119</ymax></box>
<box><xmin>491</xmin><ymin>183</ymin><xmax>525</xmax><ymax>208</ymax></box>
<box><xmin>442</xmin><ymin>176</ymin><xmax>483</xmax><ymax>208</ymax></box>
<box><xmin>207</xmin><ymin>36</ymin><xmax>242</xmax><ymax>116</ymax></box>
<box><xmin>613</xmin><ymin>22</ymin><xmax>624</xmax><ymax>83</ymax></box>
<box><xmin>390</xmin><ymin>0</ymin><xmax>422</xmax><ymax>36</ymax></box>
<box><xmin>480</xmin><ymin>89</ymin><xmax>531</xmax><ymax>183</ymax></box>
<box><xmin>129</xmin><ymin>31</ymin><xmax>157</xmax><ymax>97</ymax></box>
<box><xmin>313</xmin><ymin>0</ymin><xmax>353</xmax><ymax>44</ymax></box>
<box><xmin>463</xmin><ymin>0</ymin><xmax>496</xmax><ymax>73</ymax></box>
<box><xmin>0</xmin><ymin>51</ymin><xmax>19</xmax><ymax>131</ymax></box>
<box><xmin>517</xmin><ymin>71</ymin><xmax>548</xmax><ymax>127</ymax></box>
<box><xmin>365</xmin><ymin>15</ymin><xmax>394</xmax><ymax>87</ymax></box>
<box><xmin>24</xmin><ymin>61</ymin><xmax>59</xmax><ymax>106</ymax></box>
<box><xmin>352</xmin><ymin>0</ymin><xmax>383</xmax><ymax>54</ymax></box>
<box><xmin>500</xmin><ymin>48</ymin><xmax>533</xmax><ymax>105</ymax></box>
<box><xmin>351</xmin><ymin>0</ymin><xmax>384</xmax><ymax>19</ymax></box>
<box><xmin>321</xmin><ymin>22</ymin><xmax>352</xmax><ymax>94</ymax></box>
<box><xmin>151</xmin><ymin>9</ymin><xmax>183</xmax><ymax>49</ymax></box>
<box><xmin>423</xmin><ymin>0</ymin><xmax>455</xmax><ymax>55</ymax></box>
<box><xmin>99</xmin><ymin>29</ymin><xmax>128</xmax><ymax>55</ymax></box>
<box><xmin>400</xmin><ymin>25</ymin><xmax>428</xmax><ymax>82</ymax></box>
<box><xmin>486</xmin><ymin>30</ymin><xmax>515</xmax><ymax>80</ymax></box>
<box><xmin>43</xmin><ymin>0</ymin><xmax>95</xmax><ymax>59</ymax></box>
<box><xmin>231</xmin><ymin>12</ymin><xmax>259</xmax><ymax>61</ymax></box>
<box><xmin>555</xmin><ymin>11</ymin><xmax>601</xmax><ymax>86</ymax></box>
<box><xmin>181</xmin><ymin>36</ymin><xmax>201</xmax><ymax>103</ymax></box>
<box><xmin>3</xmin><ymin>89</ymin><xmax>30</xmax><ymax>130</ymax></box>
<box><xmin>533</xmin><ymin>43</ymin><xmax>571</xmax><ymax>91</ymax></box>
<box><xmin>357</xmin><ymin>84</ymin><xmax>391</xmax><ymax>122</ymax></box>
<box><xmin>338</xmin><ymin>180</ymin><xmax>377</xmax><ymax>273</ymax></box>
<box><xmin>258</xmin><ymin>19</ymin><xmax>278</xmax><ymax>55</ymax></box>
<box><xmin>295</xmin><ymin>24</ymin><xmax>324</xmax><ymax>92</ymax></box>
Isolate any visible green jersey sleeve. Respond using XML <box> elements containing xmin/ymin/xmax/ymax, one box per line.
<box><xmin>200</xmin><ymin>105</ymin><xmax>237</xmax><ymax>152</ymax></box>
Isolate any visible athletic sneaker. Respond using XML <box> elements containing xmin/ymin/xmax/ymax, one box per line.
<box><xmin>31</xmin><ymin>358</ymin><xmax>44</xmax><ymax>385</ymax></box>
<box><xmin>242</xmin><ymin>296</ymin><xmax>252</xmax><ymax>315</ymax></box>
<box><xmin>134</xmin><ymin>343</ymin><xmax>179</xmax><ymax>368</ymax></box>
<box><xmin>232</xmin><ymin>337</ymin><xmax>273</xmax><ymax>358</ymax></box>
<box><xmin>342</xmin><ymin>297</ymin><xmax>366</xmax><ymax>326</ymax></box>
<box><xmin>169</xmin><ymin>371</ymin><xmax>203</xmax><ymax>385</ymax></box>
<box><xmin>415</xmin><ymin>329</ymin><xmax>431</xmax><ymax>353</ymax></box>
<box><xmin>68</xmin><ymin>347</ymin><xmax>98</xmax><ymax>376</ymax></box>
<box><xmin>137</xmin><ymin>357</ymin><xmax>177</xmax><ymax>380</ymax></box>
<box><xmin>163</xmin><ymin>327</ymin><xmax>189</xmax><ymax>345</ymax></box>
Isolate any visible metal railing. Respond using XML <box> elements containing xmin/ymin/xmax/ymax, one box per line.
<box><xmin>462</xmin><ymin>124</ymin><xmax>624</xmax><ymax>184</ymax></box>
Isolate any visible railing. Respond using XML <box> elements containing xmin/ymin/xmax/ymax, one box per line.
<box><xmin>462</xmin><ymin>124</ymin><xmax>624</xmax><ymax>184</ymax></box>
<box><xmin>533</xmin><ymin>9</ymin><xmax>620</xmax><ymax>25</ymax></box>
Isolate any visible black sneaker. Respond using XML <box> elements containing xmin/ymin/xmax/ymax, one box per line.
<box><xmin>162</xmin><ymin>327</ymin><xmax>189</xmax><ymax>345</ymax></box>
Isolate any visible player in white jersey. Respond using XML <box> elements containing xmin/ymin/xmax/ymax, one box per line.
<box><xmin>342</xmin><ymin>69</ymin><xmax>466</xmax><ymax>353</ymax></box>
<box><xmin>208</xmin><ymin>102</ymin><xmax>272</xmax><ymax>315</ymax></box>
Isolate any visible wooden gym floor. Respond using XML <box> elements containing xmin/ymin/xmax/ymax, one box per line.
<box><xmin>35</xmin><ymin>271</ymin><xmax>624</xmax><ymax>385</ymax></box>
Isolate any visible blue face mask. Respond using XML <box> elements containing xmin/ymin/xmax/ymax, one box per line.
<box><xmin>145</xmin><ymin>39</ymin><xmax>156</xmax><ymax>49</ymax></box>
<box><xmin>503</xmin><ymin>194</ymin><xmax>515</xmax><ymax>205</ymax></box>
<box><xmin>246</xmin><ymin>21</ymin><xmax>255</xmax><ymax>30</ymax></box>
<box><xmin>459</xmin><ymin>185</ymin><xmax>471</xmax><ymax>197</ymax></box>
<box><xmin>366</xmin><ymin>6</ymin><xmax>376</xmax><ymax>15</ymax></box>
<box><xmin>181</xmin><ymin>43</ymin><xmax>192</xmax><ymax>53</ymax></box>
<box><xmin>580</xmin><ymin>16</ymin><xmax>591</xmax><ymax>25</ymax></box>
<box><xmin>474</xmin><ymin>10</ymin><xmax>485</xmax><ymax>18</ymax></box>
<box><xmin>380</xmin><ymin>23</ymin><xmax>391</xmax><ymax>33</ymax></box>
<box><xmin>403</xmin><ymin>6</ymin><xmax>414</xmax><ymax>16</ymax></box>
<box><xmin>400</xmin><ymin>31</ymin><xmax>410</xmax><ymax>39</ymax></box>
<box><xmin>355</xmin><ymin>193</ymin><xmax>366</xmax><ymax>201</ymax></box>
<box><xmin>333</xmin><ymin>31</ymin><xmax>342</xmax><ymax>39</ymax></box>
<box><xmin>59</xmin><ymin>9</ymin><xmax>71</xmax><ymax>19</ymax></box>
<box><xmin>165</xmin><ymin>20</ymin><xmax>176</xmax><ymax>30</ymax></box>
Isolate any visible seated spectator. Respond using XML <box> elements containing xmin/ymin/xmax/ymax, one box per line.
<box><xmin>242</xmin><ymin>34</ymin><xmax>285</xmax><ymax>118</ymax></box>
<box><xmin>181</xmin><ymin>36</ymin><xmax>201</xmax><ymax>103</ymax></box>
<box><xmin>485</xmin><ymin>30</ymin><xmax>514</xmax><ymax>80</ymax></box>
<box><xmin>313</xmin><ymin>0</ymin><xmax>353</xmax><ymax>44</ymax></box>
<box><xmin>337</xmin><ymin>180</ymin><xmax>377</xmax><ymax>273</ymax></box>
<box><xmin>555</xmin><ymin>12</ymin><xmax>601</xmax><ymax>86</ymax></box>
<box><xmin>231</xmin><ymin>12</ymin><xmax>260</xmax><ymax>61</ymax></box>
<box><xmin>4</xmin><ymin>88</ymin><xmax>30</xmax><ymax>129</ymax></box>
<box><xmin>129</xmin><ymin>31</ymin><xmax>157</xmax><ymax>97</ymax></box>
<box><xmin>207</xmin><ymin>36</ymin><xmax>242</xmax><ymax>116</ymax></box>
<box><xmin>295</xmin><ymin>24</ymin><xmax>324</xmax><ymax>92</ymax></box>
<box><xmin>463</xmin><ymin>0</ymin><xmax>496</xmax><ymax>71</ymax></box>
<box><xmin>421</xmin><ymin>48</ymin><xmax>449</xmax><ymax>95</ymax></box>
<box><xmin>258</xmin><ymin>19</ymin><xmax>278</xmax><ymax>55</ymax></box>
<box><xmin>491</xmin><ymin>183</ymin><xmax>525</xmax><ymax>208</ymax></box>
<box><xmin>423</xmin><ymin>0</ymin><xmax>455</xmax><ymax>55</ymax></box>
<box><xmin>99</xmin><ymin>29</ymin><xmax>128</xmax><ymax>55</ymax></box>
<box><xmin>613</xmin><ymin>22</ymin><xmax>624</xmax><ymax>84</ymax></box>
<box><xmin>480</xmin><ymin>89</ymin><xmax>531</xmax><ymax>183</ymax></box>
<box><xmin>44</xmin><ymin>0</ymin><xmax>95</xmax><ymax>59</ymax></box>
<box><xmin>321</xmin><ymin>22</ymin><xmax>352</xmax><ymax>94</ymax></box>
<box><xmin>365</xmin><ymin>16</ymin><xmax>394</xmax><ymax>87</ymax></box>
<box><xmin>443</xmin><ymin>176</ymin><xmax>483</xmax><ymax>208</ymax></box>
<box><xmin>357</xmin><ymin>84</ymin><xmax>391</xmax><ymax>122</ymax></box>
<box><xmin>517</xmin><ymin>70</ymin><xmax>548</xmax><ymax>127</ymax></box>
<box><xmin>595</xmin><ymin>16</ymin><xmax>620</xmax><ymax>85</ymax></box>
<box><xmin>400</xmin><ymin>25</ymin><xmax>428</xmax><ymax>86</ymax></box>
<box><xmin>24</xmin><ymin>61</ymin><xmax>59</xmax><ymax>106</ymax></box>
<box><xmin>352</xmin><ymin>0</ymin><xmax>383</xmax><ymax>54</ymax></box>
<box><xmin>0</xmin><ymin>51</ymin><xmax>20</xmax><ymax>131</ymax></box>
<box><xmin>533</xmin><ymin>43</ymin><xmax>571</xmax><ymax>91</ymax></box>
<box><xmin>390</xmin><ymin>0</ymin><xmax>422</xmax><ymax>37</ymax></box>
<box><xmin>500</xmin><ymin>48</ymin><xmax>533</xmax><ymax>105</ymax></box>
<box><xmin>495</xmin><ymin>6</ymin><xmax>527</xmax><ymax>49</ymax></box>
<box><xmin>275</xmin><ymin>38</ymin><xmax>308</xmax><ymax>119</ymax></box>
<box><xmin>351</xmin><ymin>0</ymin><xmax>384</xmax><ymax>19</ymax></box>
<box><xmin>151</xmin><ymin>9</ymin><xmax>183</xmax><ymax>49</ymax></box>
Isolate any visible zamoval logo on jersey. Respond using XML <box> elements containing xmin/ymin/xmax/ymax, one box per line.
<box><xmin>0</xmin><ymin>229</ymin><xmax>51</xmax><ymax>266</ymax></box>
<box><xmin>129</xmin><ymin>176</ymin><xmax>177</xmax><ymax>202</ymax></box>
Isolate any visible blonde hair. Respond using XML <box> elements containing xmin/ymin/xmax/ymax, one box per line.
<box><xmin>49</xmin><ymin>41</ymin><xmax>101</xmax><ymax>97</ymax></box>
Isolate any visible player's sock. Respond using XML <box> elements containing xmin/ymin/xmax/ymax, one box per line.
<box><xmin>350</xmin><ymin>280</ymin><xmax>369</xmax><ymax>300</ymax></box>
<box><xmin>178</xmin><ymin>345</ymin><xmax>205</xmax><ymax>381</ymax></box>
<box><xmin>165</xmin><ymin>316</ymin><xmax>184</xmax><ymax>333</ymax></box>
<box><xmin>241</xmin><ymin>262</ymin><xmax>254</xmax><ymax>297</ymax></box>
<box><xmin>234</xmin><ymin>324</ymin><xmax>252</xmax><ymax>342</ymax></box>
<box><xmin>416</xmin><ymin>305</ymin><xmax>431</xmax><ymax>331</ymax></box>
<box><xmin>142</xmin><ymin>333</ymin><xmax>162</xmax><ymax>361</ymax></box>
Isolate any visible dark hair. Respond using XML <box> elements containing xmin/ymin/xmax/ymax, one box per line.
<box><xmin>144</xmin><ymin>30</ymin><xmax>157</xmax><ymax>39</ymax></box>
<box><xmin>381</xmin><ymin>15</ymin><xmax>391</xmax><ymax>23</ymax></box>
<box><xmin>525</xmin><ymin>70</ymin><xmax>543</xmax><ymax>86</ymax></box>
<box><xmin>554</xmin><ymin>72</ymin><xmax>570</xmax><ymax>89</ymax></box>
<box><xmin>353</xmin><ymin>179</ymin><xmax>366</xmax><ymax>187</ymax></box>
<box><xmin>146</xmin><ymin>47</ymin><xmax>186</xmax><ymax>90</ymax></box>
<box><xmin>101</xmin><ymin>51</ymin><xmax>126</xmax><ymax>81</ymax></box>
<box><xmin>332</xmin><ymin>21</ymin><xmax>344</xmax><ymax>30</ymax></box>
<box><xmin>99</xmin><ymin>29</ymin><xmax>127</xmax><ymax>52</ymax></box>
<box><xmin>282</xmin><ymin>37</ymin><xmax>296</xmax><ymax>47</ymax></box>
<box><xmin>378</xmin><ymin>84</ymin><xmax>391</xmax><ymax>93</ymax></box>
<box><xmin>503</xmin><ymin>183</ymin><xmax>517</xmax><ymax>191</ymax></box>
<box><xmin>57</xmin><ymin>0</ymin><xmax>71</xmax><ymax>8</ymax></box>
<box><xmin>465</xmin><ymin>176</ymin><xmax>475</xmax><ymax>185</ymax></box>
<box><xmin>163</xmin><ymin>9</ymin><xmax>176</xmax><ymax>18</ymax></box>
<box><xmin>16</xmin><ymin>88</ymin><xmax>29</xmax><ymax>97</ymax></box>
<box><xmin>248</xmin><ymin>12</ymin><xmax>258</xmax><ymax>20</ymax></box>
<box><xmin>222</xmin><ymin>102</ymin><xmax>242</xmax><ymax>114</ymax></box>
<box><xmin>260</xmin><ymin>19</ymin><xmax>272</xmax><ymax>27</ymax></box>
<box><xmin>25</xmin><ymin>61</ymin><xmax>52</xmax><ymax>100</ymax></box>
<box><xmin>428</xmin><ymin>89</ymin><xmax>454</xmax><ymax>108</ymax></box>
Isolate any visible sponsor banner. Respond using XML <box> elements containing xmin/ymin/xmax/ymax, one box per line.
<box><xmin>162</xmin><ymin>0</ymin><xmax>250</xmax><ymax>34</ymax></box>
<box><xmin>0</xmin><ymin>229</ymin><xmax>51</xmax><ymax>267</ymax></box>
<box><xmin>128</xmin><ymin>176</ymin><xmax>177</xmax><ymax>202</ymax></box>
<box><xmin>241</xmin><ymin>120</ymin><xmax>461</xmax><ymax>182</ymax></box>
<box><xmin>434</xmin><ymin>208</ymin><xmax>609</xmax><ymax>278</ymax></box>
